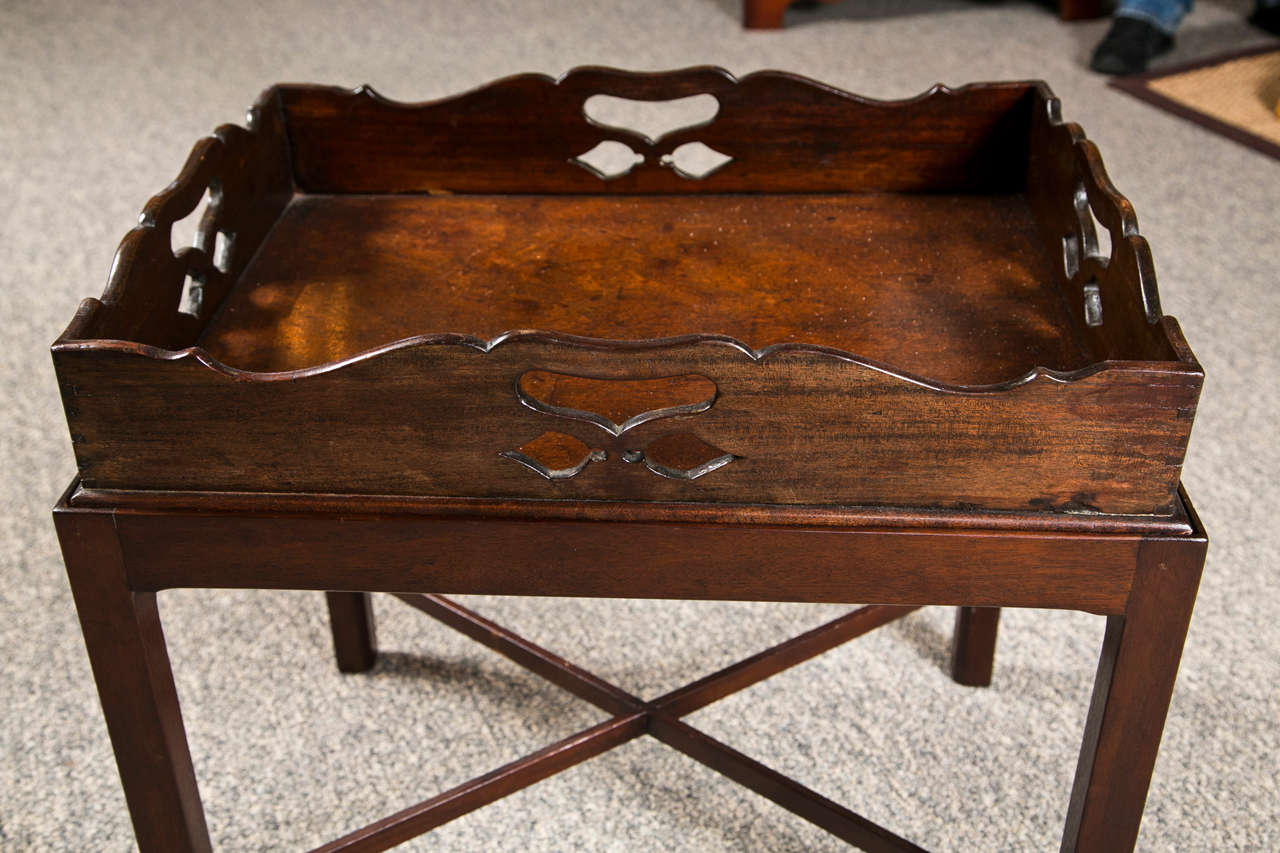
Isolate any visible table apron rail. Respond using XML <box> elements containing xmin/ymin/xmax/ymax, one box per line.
<box><xmin>82</xmin><ymin>509</ymin><xmax>1145</xmax><ymax>613</ymax></box>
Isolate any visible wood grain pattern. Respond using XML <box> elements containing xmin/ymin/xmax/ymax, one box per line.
<box><xmin>108</xmin><ymin>503</ymin><xmax>1140</xmax><ymax>614</ymax></box>
<box><xmin>55</xmin><ymin>336</ymin><xmax>1199</xmax><ymax>513</ymax></box>
<box><xmin>277</xmin><ymin>70</ymin><xmax>1036</xmax><ymax>194</ymax></box>
<box><xmin>637</xmin><ymin>432</ymin><xmax>737</xmax><ymax>480</ymax></box>
<box><xmin>198</xmin><ymin>192</ymin><xmax>1085</xmax><ymax>384</ymax></box>
<box><xmin>500</xmin><ymin>431</ymin><xmax>604</xmax><ymax>480</ymax></box>
<box><xmin>517</xmin><ymin>371</ymin><xmax>718</xmax><ymax>435</ymax></box>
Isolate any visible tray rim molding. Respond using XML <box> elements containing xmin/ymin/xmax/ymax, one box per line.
<box><xmin>53</xmin><ymin>327</ymin><xmax>1199</xmax><ymax>392</ymax></box>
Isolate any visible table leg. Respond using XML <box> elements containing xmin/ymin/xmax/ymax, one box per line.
<box><xmin>53</xmin><ymin>510</ymin><xmax>212</xmax><ymax>853</ymax></box>
<box><xmin>1061</xmin><ymin>536</ymin><xmax>1207</xmax><ymax>852</ymax></box>
<box><xmin>325</xmin><ymin>591</ymin><xmax>378</xmax><ymax>672</ymax></box>
<box><xmin>950</xmin><ymin>606</ymin><xmax>1000</xmax><ymax>686</ymax></box>
<box><xmin>744</xmin><ymin>0</ymin><xmax>793</xmax><ymax>28</ymax></box>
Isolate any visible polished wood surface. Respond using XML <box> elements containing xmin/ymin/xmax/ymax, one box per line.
<box><xmin>53</xmin><ymin>72</ymin><xmax>1202</xmax><ymax>516</ymax></box>
<box><xmin>55</xmin><ymin>339</ymin><xmax>1199</xmax><ymax>512</ymax></box>
<box><xmin>277</xmin><ymin>70</ymin><xmax>1034</xmax><ymax>195</ymax></box>
<box><xmin>1062</xmin><ymin>531</ymin><xmax>1207</xmax><ymax>851</ymax></box>
<box><xmin>200</xmin><ymin>192</ymin><xmax>1082</xmax><ymax>382</ymax></box>
<box><xmin>70</xmin><ymin>485</ymin><xmax>1194</xmax><ymax>534</ymax></box>
<box><xmin>53</xmin><ymin>504</ymin><xmax>211</xmax><ymax>853</ymax></box>
<box><xmin>107</xmin><ymin>498</ymin><xmax>1141</xmax><ymax>614</ymax></box>
<box><xmin>950</xmin><ymin>606</ymin><xmax>1001</xmax><ymax>687</ymax></box>
<box><xmin>325</xmin><ymin>591</ymin><xmax>377</xmax><ymax>673</ymax></box>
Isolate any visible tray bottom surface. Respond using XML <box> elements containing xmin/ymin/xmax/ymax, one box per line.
<box><xmin>200</xmin><ymin>193</ymin><xmax>1088</xmax><ymax>385</ymax></box>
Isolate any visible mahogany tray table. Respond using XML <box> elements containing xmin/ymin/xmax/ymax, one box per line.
<box><xmin>53</xmin><ymin>68</ymin><xmax>1207</xmax><ymax>852</ymax></box>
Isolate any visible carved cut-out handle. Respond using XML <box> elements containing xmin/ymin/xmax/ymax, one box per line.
<box><xmin>574</xmin><ymin>78</ymin><xmax>733</xmax><ymax>181</ymax></box>
<box><xmin>563</xmin><ymin>66</ymin><xmax>739</xmax><ymax>101</ymax></box>
<box><xmin>517</xmin><ymin>370</ymin><xmax>717</xmax><ymax>435</ymax></box>
<box><xmin>583</xmin><ymin>93</ymin><xmax>720</xmax><ymax>145</ymax></box>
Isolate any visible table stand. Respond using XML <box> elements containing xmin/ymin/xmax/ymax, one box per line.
<box><xmin>54</xmin><ymin>483</ymin><xmax>1206</xmax><ymax>852</ymax></box>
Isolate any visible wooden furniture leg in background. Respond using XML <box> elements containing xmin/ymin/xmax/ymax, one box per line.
<box><xmin>1061</xmin><ymin>534</ymin><xmax>1207</xmax><ymax>851</ymax></box>
<box><xmin>744</xmin><ymin>0</ymin><xmax>795</xmax><ymax>28</ymax></box>
<box><xmin>53</xmin><ymin>509</ymin><xmax>213</xmax><ymax>853</ymax></box>
<box><xmin>325</xmin><ymin>591</ymin><xmax>378</xmax><ymax>673</ymax></box>
<box><xmin>950</xmin><ymin>606</ymin><xmax>1001</xmax><ymax>687</ymax></box>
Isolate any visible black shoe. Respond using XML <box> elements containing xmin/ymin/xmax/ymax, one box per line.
<box><xmin>1247</xmin><ymin>6</ymin><xmax>1280</xmax><ymax>35</ymax></box>
<box><xmin>1089</xmin><ymin>18</ymin><xmax>1174</xmax><ymax>75</ymax></box>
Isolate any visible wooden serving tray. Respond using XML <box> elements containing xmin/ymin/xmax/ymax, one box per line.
<box><xmin>53</xmin><ymin>68</ymin><xmax>1202</xmax><ymax>515</ymax></box>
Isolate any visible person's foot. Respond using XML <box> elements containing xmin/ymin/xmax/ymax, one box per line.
<box><xmin>1247</xmin><ymin>6</ymin><xmax>1280</xmax><ymax>35</ymax></box>
<box><xmin>1089</xmin><ymin>18</ymin><xmax>1174</xmax><ymax>75</ymax></box>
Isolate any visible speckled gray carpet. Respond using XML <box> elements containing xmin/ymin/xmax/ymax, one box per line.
<box><xmin>2</xmin><ymin>1</ymin><xmax>1278</xmax><ymax>850</ymax></box>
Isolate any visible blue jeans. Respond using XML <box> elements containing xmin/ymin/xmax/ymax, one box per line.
<box><xmin>1116</xmin><ymin>0</ymin><xmax>1280</xmax><ymax>34</ymax></box>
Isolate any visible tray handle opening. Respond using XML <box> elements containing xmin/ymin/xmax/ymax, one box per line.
<box><xmin>60</xmin><ymin>87</ymin><xmax>293</xmax><ymax>352</ymax></box>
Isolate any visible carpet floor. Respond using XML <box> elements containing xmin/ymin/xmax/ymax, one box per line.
<box><xmin>2</xmin><ymin>0</ymin><xmax>1277</xmax><ymax>850</ymax></box>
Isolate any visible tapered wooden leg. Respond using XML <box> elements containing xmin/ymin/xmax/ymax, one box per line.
<box><xmin>950</xmin><ymin>606</ymin><xmax>1000</xmax><ymax>686</ymax></box>
<box><xmin>53</xmin><ymin>508</ymin><xmax>212</xmax><ymax>853</ymax></box>
<box><xmin>744</xmin><ymin>0</ymin><xmax>793</xmax><ymax>28</ymax></box>
<box><xmin>1061</xmin><ymin>534</ymin><xmax>1207</xmax><ymax>852</ymax></box>
<box><xmin>326</xmin><ymin>591</ymin><xmax>378</xmax><ymax>673</ymax></box>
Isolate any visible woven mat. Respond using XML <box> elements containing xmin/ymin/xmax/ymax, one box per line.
<box><xmin>1110</xmin><ymin>44</ymin><xmax>1280</xmax><ymax>160</ymax></box>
